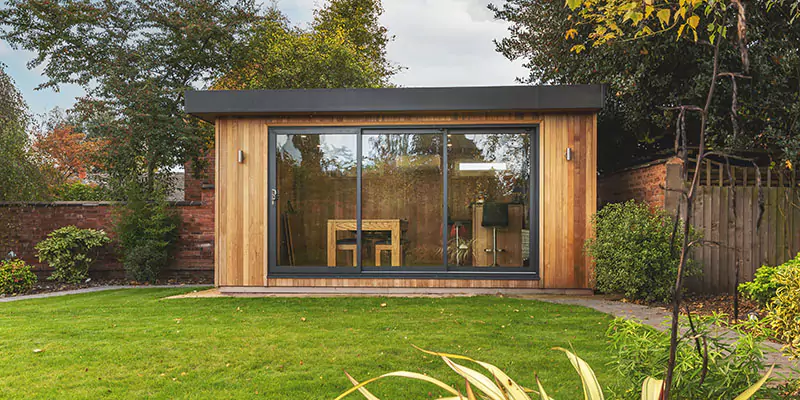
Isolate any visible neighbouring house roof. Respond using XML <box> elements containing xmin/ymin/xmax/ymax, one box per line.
<box><xmin>184</xmin><ymin>85</ymin><xmax>605</xmax><ymax>122</ymax></box>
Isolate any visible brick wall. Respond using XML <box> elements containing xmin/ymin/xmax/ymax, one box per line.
<box><xmin>0</xmin><ymin>171</ymin><xmax>215</xmax><ymax>281</ymax></box>
<box><xmin>598</xmin><ymin>158</ymin><xmax>672</xmax><ymax>209</ymax></box>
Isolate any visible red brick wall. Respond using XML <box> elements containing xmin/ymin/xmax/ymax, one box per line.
<box><xmin>0</xmin><ymin>180</ymin><xmax>214</xmax><ymax>281</ymax></box>
<box><xmin>184</xmin><ymin>149</ymin><xmax>215</xmax><ymax>202</ymax></box>
<box><xmin>598</xmin><ymin>159</ymin><xmax>670</xmax><ymax>209</ymax></box>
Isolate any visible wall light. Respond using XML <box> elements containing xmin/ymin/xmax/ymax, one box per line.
<box><xmin>238</xmin><ymin>150</ymin><xmax>245</xmax><ymax>163</ymax></box>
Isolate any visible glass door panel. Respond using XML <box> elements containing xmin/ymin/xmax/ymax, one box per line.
<box><xmin>447</xmin><ymin>132</ymin><xmax>531</xmax><ymax>268</ymax></box>
<box><xmin>275</xmin><ymin>133</ymin><xmax>357</xmax><ymax>267</ymax></box>
<box><xmin>361</xmin><ymin>132</ymin><xmax>444</xmax><ymax>268</ymax></box>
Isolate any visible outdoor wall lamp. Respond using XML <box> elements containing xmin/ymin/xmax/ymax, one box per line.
<box><xmin>238</xmin><ymin>150</ymin><xmax>245</xmax><ymax>163</ymax></box>
<box><xmin>565</xmin><ymin>147</ymin><xmax>573</xmax><ymax>161</ymax></box>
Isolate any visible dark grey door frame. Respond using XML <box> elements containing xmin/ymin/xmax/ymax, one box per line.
<box><xmin>267</xmin><ymin>124</ymin><xmax>540</xmax><ymax>279</ymax></box>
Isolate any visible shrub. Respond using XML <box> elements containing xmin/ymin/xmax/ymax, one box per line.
<box><xmin>606</xmin><ymin>316</ymin><xmax>777</xmax><ymax>399</ymax></box>
<box><xmin>114</xmin><ymin>195</ymin><xmax>179</xmax><ymax>282</ymax></box>
<box><xmin>335</xmin><ymin>344</ymin><xmax>774</xmax><ymax>400</ymax></box>
<box><xmin>35</xmin><ymin>226</ymin><xmax>111</xmax><ymax>283</ymax></box>
<box><xmin>768</xmin><ymin>255</ymin><xmax>800</xmax><ymax>359</ymax></box>
<box><xmin>739</xmin><ymin>264</ymin><xmax>782</xmax><ymax>308</ymax></box>
<box><xmin>585</xmin><ymin>200</ymin><xmax>700</xmax><ymax>303</ymax></box>
<box><xmin>52</xmin><ymin>182</ymin><xmax>111</xmax><ymax>201</ymax></box>
<box><xmin>0</xmin><ymin>259</ymin><xmax>37</xmax><ymax>294</ymax></box>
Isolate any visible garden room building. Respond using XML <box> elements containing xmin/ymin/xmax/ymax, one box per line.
<box><xmin>185</xmin><ymin>85</ymin><xmax>603</xmax><ymax>294</ymax></box>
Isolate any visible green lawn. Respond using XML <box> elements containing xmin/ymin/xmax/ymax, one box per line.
<box><xmin>0</xmin><ymin>289</ymin><xmax>620</xmax><ymax>399</ymax></box>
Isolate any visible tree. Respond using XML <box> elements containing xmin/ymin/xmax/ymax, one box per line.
<box><xmin>0</xmin><ymin>65</ymin><xmax>51</xmax><ymax>201</ymax></box>
<box><xmin>33</xmin><ymin>122</ymin><xmax>107</xmax><ymax>184</ymax></box>
<box><xmin>491</xmin><ymin>1</ymin><xmax>800</xmax><ymax>172</ymax></box>
<box><xmin>0</xmin><ymin>0</ymin><xmax>262</xmax><ymax>197</ymax></box>
<box><xmin>551</xmin><ymin>0</ymin><xmax>794</xmax><ymax>396</ymax></box>
<box><xmin>215</xmin><ymin>0</ymin><xmax>398</xmax><ymax>90</ymax></box>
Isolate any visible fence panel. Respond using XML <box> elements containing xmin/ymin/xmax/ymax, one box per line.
<box><xmin>687</xmin><ymin>185</ymin><xmax>800</xmax><ymax>293</ymax></box>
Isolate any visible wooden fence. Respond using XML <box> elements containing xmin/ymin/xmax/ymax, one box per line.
<box><xmin>683</xmin><ymin>161</ymin><xmax>800</xmax><ymax>293</ymax></box>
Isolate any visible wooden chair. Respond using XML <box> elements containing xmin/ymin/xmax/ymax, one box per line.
<box><xmin>336</xmin><ymin>238</ymin><xmax>357</xmax><ymax>267</ymax></box>
<box><xmin>374</xmin><ymin>240</ymin><xmax>399</xmax><ymax>266</ymax></box>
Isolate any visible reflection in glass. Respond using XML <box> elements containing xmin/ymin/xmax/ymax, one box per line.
<box><xmin>361</xmin><ymin>133</ymin><xmax>444</xmax><ymax>267</ymax></box>
<box><xmin>447</xmin><ymin>133</ymin><xmax>530</xmax><ymax>267</ymax></box>
<box><xmin>276</xmin><ymin>134</ymin><xmax>357</xmax><ymax>266</ymax></box>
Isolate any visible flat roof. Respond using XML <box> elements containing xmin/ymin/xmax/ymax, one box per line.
<box><xmin>185</xmin><ymin>85</ymin><xmax>605</xmax><ymax>122</ymax></box>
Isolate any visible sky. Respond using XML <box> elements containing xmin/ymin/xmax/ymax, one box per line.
<box><xmin>0</xmin><ymin>0</ymin><xmax>528</xmax><ymax>117</ymax></box>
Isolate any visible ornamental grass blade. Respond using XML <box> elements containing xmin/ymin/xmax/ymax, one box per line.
<box><xmin>535</xmin><ymin>375</ymin><xmax>554</xmax><ymax>400</ymax></box>
<box><xmin>552</xmin><ymin>347</ymin><xmax>604</xmax><ymax>400</ymax></box>
<box><xmin>465</xmin><ymin>378</ymin><xmax>477</xmax><ymax>400</ymax></box>
<box><xmin>344</xmin><ymin>371</ymin><xmax>381</xmax><ymax>400</ymax></box>
<box><xmin>335</xmin><ymin>371</ymin><xmax>463</xmax><ymax>400</ymax></box>
<box><xmin>414</xmin><ymin>345</ymin><xmax>531</xmax><ymax>399</ymax></box>
<box><xmin>733</xmin><ymin>365</ymin><xmax>774</xmax><ymax>400</ymax></box>
<box><xmin>640</xmin><ymin>377</ymin><xmax>663</xmax><ymax>400</ymax></box>
<box><xmin>442</xmin><ymin>356</ymin><xmax>506</xmax><ymax>400</ymax></box>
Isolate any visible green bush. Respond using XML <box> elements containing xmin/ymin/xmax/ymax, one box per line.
<box><xmin>768</xmin><ymin>255</ymin><xmax>800</xmax><ymax>359</ymax></box>
<box><xmin>34</xmin><ymin>226</ymin><xmax>111</xmax><ymax>283</ymax></box>
<box><xmin>52</xmin><ymin>182</ymin><xmax>111</xmax><ymax>201</ymax></box>
<box><xmin>585</xmin><ymin>200</ymin><xmax>700</xmax><ymax>302</ymax></box>
<box><xmin>114</xmin><ymin>195</ymin><xmax>179</xmax><ymax>282</ymax></box>
<box><xmin>739</xmin><ymin>264</ymin><xmax>782</xmax><ymax>308</ymax></box>
<box><xmin>606</xmin><ymin>316</ymin><xmax>778</xmax><ymax>399</ymax></box>
<box><xmin>0</xmin><ymin>259</ymin><xmax>37</xmax><ymax>294</ymax></box>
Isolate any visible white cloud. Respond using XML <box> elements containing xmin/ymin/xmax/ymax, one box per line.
<box><xmin>280</xmin><ymin>0</ymin><xmax>527</xmax><ymax>87</ymax></box>
<box><xmin>380</xmin><ymin>0</ymin><xmax>526</xmax><ymax>87</ymax></box>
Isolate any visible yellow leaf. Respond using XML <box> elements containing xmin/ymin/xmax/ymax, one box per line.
<box><xmin>657</xmin><ymin>9</ymin><xmax>671</xmax><ymax>27</ymax></box>
<box><xmin>688</xmin><ymin>15</ymin><xmax>700</xmax><ymax>29</ymax></box>
<box><xmin>565</xmin><ymin>0</ymin><xmax>582</xmax><ymax>11</ymax></box>
<box><xmin>570</xmin><ymin>44</ymin><xmax>586</xmax><ymax>54</ymax></box>
<box><xmin>565</xmin><ymin>29</ymin><xmax>578</xmax><ymax>40</ymax></box>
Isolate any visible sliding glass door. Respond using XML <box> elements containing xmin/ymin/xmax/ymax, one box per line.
<box><xmin>268</xmin><ymin>126</ymin><xmax>538</xmax><ymax>278</ymax></box>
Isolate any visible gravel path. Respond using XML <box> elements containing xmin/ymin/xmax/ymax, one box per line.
<box><xmin>0</xmin><ymin>285</ymin><xmax>208</xmax><ymax>303</ymax></box>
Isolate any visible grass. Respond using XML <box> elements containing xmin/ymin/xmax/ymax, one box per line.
<box><xmin>0</xmin><ymin>288</ymin><xmax>621</xmax><ymax>399</ymax></box>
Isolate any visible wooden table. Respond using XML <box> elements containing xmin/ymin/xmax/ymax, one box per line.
<box><xmin>327</xmin><ymin>219</ymin><xmax>401</xmax><ymax>267</ymax></box>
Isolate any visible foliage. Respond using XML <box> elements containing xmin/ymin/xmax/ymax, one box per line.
<box><xmin>33</xmin><ymin>122</ymin><xmax>107</xmax><ymax>184</ymax></box>
<box><xmin>585</xmin><ymin>200</ymin><xmax>699</xmax><ymax>302</ymax></box>
<box><xmin>34</xmin><ymin>226</ymin><xmax>111</xmax><ymax>283</ymax></box>
<box><xmin>0</xmin><ymin>66</ymin><xmax>52</xmax><ymax>201</ymax></box>
<box><xmin>215</xmin><ymin>0</ymin><xmax>398</xmax><ymax>90</ymax></box>
<box><xmin>0</xmin><ymin>259</ymin><xmax>37</xmax><ymax>294</ymax></box>
<box><xmin>491</xmin><ymin>2</ymin><xmax>800</xmax><ymax>172</ymax></box>
<box><xmin>0</xmin><ymin>0</ymin><xmax>261</xmax><ymax>198</ymax></box>
<box><xmin>767</xmin><ymin>254</ymin><xmax>800</xmax><ymax>359</ymax></box>
<box><xmin>739</xmin><ymin>264</ymin><xmax>782</xmax><ymax>308</ymax></box>
<box><xmin>336</xmin><ymin>343</ymin><xmax>773</xmax><ymax>400</ymax></box>
<box><xmin>606</xmin><ymin>316</ymin><xmax>777</xmax><ymax>399</ymax></box>
<box><xmin>114</xmin><ymin>190</ymin><xmax>179</xmax><ymax>282</ymax></box>
<box><xmin>52</xmin><ymin>182</ymin><xmax>111</xmax><ymax>202</ymax></box>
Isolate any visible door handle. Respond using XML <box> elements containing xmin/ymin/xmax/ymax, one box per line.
<box><xmin>271</xmin><ymin>188</ymin><xmax>278</xmax><ymax>206</ymax></box>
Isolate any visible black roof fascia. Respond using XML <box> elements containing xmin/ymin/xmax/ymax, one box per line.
<box><xmin>185</xmin><ymin>85</ymin><xmax>605</xmax><ymax>122</ymax></box>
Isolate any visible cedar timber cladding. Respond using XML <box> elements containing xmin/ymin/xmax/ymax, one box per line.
<box><xmin>215</xmin><ymin>118</ymin><xmax>267</xmax><ymax>286</ymax></box>
<box><xmin>214</xmin><ymin>112</ymin><xmax>597</xmax><ymax>289</ymax></box>
<box><xmin>190</xmin><ymin>85</ymin><xmax>604</xmax><ymax>290</ymax></box>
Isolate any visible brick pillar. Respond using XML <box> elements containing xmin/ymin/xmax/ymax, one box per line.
<box><xmin>664</xmin><ymin>157</ymin><xmax>686</xmax><ymax>216</ymax></box>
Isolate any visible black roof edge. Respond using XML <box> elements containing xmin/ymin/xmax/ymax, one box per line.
<box><xmin>184</xmin><ymin>85</ymin><xmax>606</xmax><ymax>122</ymax></box>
